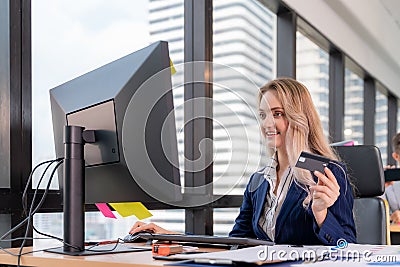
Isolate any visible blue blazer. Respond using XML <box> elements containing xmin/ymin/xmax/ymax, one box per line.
<box><xmin>229</xmin><ymin>162</ymin><xmax>357</xmax><ymax>245</ymax></box>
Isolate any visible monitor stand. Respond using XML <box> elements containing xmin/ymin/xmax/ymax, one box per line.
<box><xmin>45</xmin><ymin>125</ymin><xmax>136</xmax><ymax>256</ymax></box>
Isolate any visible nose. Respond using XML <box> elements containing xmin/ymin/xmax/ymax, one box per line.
<box><xmin>263</xmin><ymin>113</ymin><xmax>275</xmax><ymax>129</ymax></box>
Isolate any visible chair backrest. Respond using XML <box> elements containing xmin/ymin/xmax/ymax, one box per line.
<box><xmin>334</xmin><ymin>145</ymin><xmax>390</xmax><ymax>245</ymax></box>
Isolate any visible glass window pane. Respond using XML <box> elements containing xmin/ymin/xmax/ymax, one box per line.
<box><xmin>344</xmin><ymin>69</ymin><xmax>364</xmax><ymax>144</ymax></box>
<box><xmin>296</xmin><ymin>32</ymin><xmax>329</xmax><ymax>136</ymax></box>
<box><xmin>212</xmin><ymin>0</ymin><xmax>276</xmax><ymax>196</ymax></box>
<box><xmin>213</xmin><ymin>207</ymin><xmax>239</xmax><ymax>236</ymax></box>
<box><xmin>375</xmin><ymin>90</ymin><xmax>388</xmax><ymax>164</ymax></box>
<box><xmin>32</xmin><ymin>0</ymin><xmax>184</xmax><ymax>188</ymax></box>
<box><xmin>32</xmin><ymin>0</ymin><xmax>184</xmax><ymax>242</ymax></box>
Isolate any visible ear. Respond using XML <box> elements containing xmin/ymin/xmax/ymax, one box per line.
<box><xmin>392</xmin><ymin>152</ymin><xmax>400</xmax><ymax>162</ymax></box>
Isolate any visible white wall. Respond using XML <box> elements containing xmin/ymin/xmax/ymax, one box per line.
<box><xmin>284</xmin><ymin>0</ymin><xmax>400</xmax><ymax>97</ymax></box>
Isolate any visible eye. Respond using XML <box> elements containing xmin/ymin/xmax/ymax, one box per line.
<box><xmin>273</xmin><ymin>111</ymin><xmax>285</xmax><ymax>118</ymax></box>
<box><xmin>259</xmin><ymin>112</ymin><xmax>266</xmax><ymax>120</ymax></box>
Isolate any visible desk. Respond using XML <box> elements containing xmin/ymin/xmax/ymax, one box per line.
<box><xmin>0</xmin><ymin>244</ymin><xmax>223</xmax><ymax>267</ymax></box>
<box><xmin>0</xmin><ymin>246</ymin><xmax>162</xmax><ymax>267</ymax></box>
<box><xmin>1</xmin><ymin>244</ymin><xmax>398</xmax><ymax>267</ymax></box>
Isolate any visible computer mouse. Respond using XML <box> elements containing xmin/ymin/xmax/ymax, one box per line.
<box><xmin>122</xmin><ymin>230</ymin><xmax>153</xmax><ymax>243</ymax></box>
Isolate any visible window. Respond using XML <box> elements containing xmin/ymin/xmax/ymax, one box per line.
<box><xmin>296</xmin><ymin>31</ymin><xmax>329</xmax><ymax>136</ymax></box>
<box><xmin>32</xmin><ymin>0</ymin><xmax>184</xmax><ymax>244</ymax></box>
<box><xmin>212</xmin><ymin>0</ymin><xmax>276</xmax><ymax>235</ymax></box>
<box><xmin>212</xmin><ymin>0</ymin><xmax>276</xmax><ymax>196</ymax></box>
<box><xmin>375</xmin><ymin>89</ymin><xmax>388</xmax><ymax>164</ymax></box>
<box><xmin>344</xmin><ymin>69</ymin><xmax>364</xmax><ymax>144</ymax></box>
<box><xmin>213</xmin><ymin>208</ymin><xmax>240</xmax><ymax>236</ymax></box>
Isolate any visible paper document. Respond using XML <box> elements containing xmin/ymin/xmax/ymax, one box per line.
<box><xmin>173</xmin><ymin>245</ymin><xmax>329</xmax><ymax>264</ymax></box>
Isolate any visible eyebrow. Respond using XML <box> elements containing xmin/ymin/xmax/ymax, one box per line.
<box><xmin>258</xmin><ymin>107</ymin><xmax>284</xmax><ymax>111</ymax></box>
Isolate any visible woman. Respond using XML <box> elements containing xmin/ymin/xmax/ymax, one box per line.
<box><xmin>130</xmin><ymin>77</ymin><xmax>356</xmax><ymax>245</ymax></box>
<box><xmin>384</xmin><ymin>132</ymin><xmax>400</xmax><ymax>223</ymax></box>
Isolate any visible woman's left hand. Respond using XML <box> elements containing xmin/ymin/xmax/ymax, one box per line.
<box><xmin>310</xmin><ymin>167</ymin><xmax>341</xmax><ymax>227</ymax></box>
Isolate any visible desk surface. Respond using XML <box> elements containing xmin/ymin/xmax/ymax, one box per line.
<box><xmin>0</xmin><ymin>244</ymin><xmax>223</xmax><ymax>267</ymax></box>
<box><xmin>0</xmin><ymin>246</ymin><xmax>161</xmax><ymax>267</ymax></box>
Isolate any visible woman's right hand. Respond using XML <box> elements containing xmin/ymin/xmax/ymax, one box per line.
<box><xmin>129</xmin><ymin>221</ymin><xmax>179</xmax><ymax>235</ymax></box>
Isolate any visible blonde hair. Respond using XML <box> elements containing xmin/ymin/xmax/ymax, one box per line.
<box><xmin>258</xmin><ymin>77</ymin><xmax>338</xmax><ymax>205</ymax></box>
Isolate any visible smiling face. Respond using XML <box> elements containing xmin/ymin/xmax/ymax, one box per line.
<box><xmin>259</xmin><ymin>90</ymin><xmax>289</xmax><ymax>152</ymax></box>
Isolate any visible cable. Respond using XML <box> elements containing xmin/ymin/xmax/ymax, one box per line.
<box><xmin>0</xmin><ymin>157</ymin><xmax>59</xmax><ymax>265</ymax></box>
<box><xmin>85</xmin><ymin>238</ymin><xmax>124</xmax><ymax>252</ymax></box>
<box><xmin>0</xmin><ymin>159</ymin><xmax>63</xmax><ymax>242</ymax></box>
<box><xmin>0</xmin><ymin>158</ymin><xmax>91</xmax><ymax>266</ymax></box>
<box><xmin>0</xmin><ymin>158</ymin><xmax>63</xmax><ymax>267</ymax></box>
<box><xmin>18</xmin><ymin>159</ymin><xmax>64</xmax><ymax>265</ymax></box>
<box><xmin>21</xmin><ymin>158</ymin><xmax>63</xmax><ymax>216</ymax></box>
<box><xmin>0</xmin><ymin>243</ymin><xmax>66</xmax><ymax>257</ymax></box>
<box><xmin>0</xmin><ymin>160</ymin><xmax>63</xmax><ymax>241</ymax></box>
<box><xmin>0</xmin><ymin>237</ymin><xmax>51</xmax><ymax>242</ymax></box>
<box><xmin>18</xmin><ymin>159</ymin><xmax>63</xmax><ymax>266</ymax></box>
<box><xmin>4</xmin><ymin>156</ymin><xmax>122</xmax><ymax>263</ymax></box>
<box><xmin>32</xmin><ymin>225</ymin><xmax>81</xmax><ymax>251</ymax></box>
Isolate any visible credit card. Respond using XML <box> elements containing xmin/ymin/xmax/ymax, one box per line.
<box><xmin>295</xmin><ymin>151</ymin><xmax>330</xmax><ymax>173</ymax></box>
<box><xmin>384</xmin><ymin>168</ymin><xmax>400</xmax><ymax>182</ymax></box>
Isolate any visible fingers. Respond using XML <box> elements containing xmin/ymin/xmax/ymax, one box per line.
<box><xmin>311</xmin><ymin>166</ymin><xmax>342</xmax><ymax>227</ymax></box>
<box><xmin>310</xmin><ymin>167</ymin><xmax>341</xmax><ymax>212</ymax></box>
<box><xmin>130</xmin><ymin>222</ymin><xmax>160</xmax><ymax>234</ymax></box>
<box><xmin>310</xmin><ymin>186</ymin><xmax>338</xmax><ymax>207</ymax></box>
<box><xmin>313</xmin><ymin>167</ymin><xmax>340</xmax><ymax>194</ymax></box>
<box><xmin>310</xmin><ymin>185</ymin><xmax>334</xmax><ymax>199</ymax></box>
<box><xmin>129</xmin><ymin>221</ymin><xmax>147</xmax><ymax>234</ymax></box>
<box><xmin>129</xmin><ymin>221</ymin><xmax>177</xmax><ymax>234</ymax></box>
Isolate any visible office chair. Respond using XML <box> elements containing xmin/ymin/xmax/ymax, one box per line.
<box><xmin>334</xmin><ymin>145</ymin><xmax>390</xmax><ymax>245</ymax></box>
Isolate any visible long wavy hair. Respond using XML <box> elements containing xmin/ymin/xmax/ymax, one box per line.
<box><xmin>258</xmin><ymin>77</ymin><xmax>338</xmax><ymax>206</ymax></box>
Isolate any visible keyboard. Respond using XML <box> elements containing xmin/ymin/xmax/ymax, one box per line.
<box><xmin>123</xmin><ymin>233</ymin><xmax>274</xmax><ymax>247</ymax></box>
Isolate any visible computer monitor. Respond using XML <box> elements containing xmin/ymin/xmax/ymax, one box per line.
<box><xmin>48</xmin><ymin>41</ymin><xmax>182</xmax><ymax>255</ymax></box>
<box><xmin>50</xmin><ymin>41</ymin><xmax>181</xmax><ymax>204</ymax></box>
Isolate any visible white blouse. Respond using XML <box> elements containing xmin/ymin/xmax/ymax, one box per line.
<box><xmin>258</xmin><ymin>158</ymin><xmax>294</xmax><ymax>241</ymax></box>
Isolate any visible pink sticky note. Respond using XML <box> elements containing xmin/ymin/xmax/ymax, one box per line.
<box><xmin>95</xmin><ymin>203</ymin><xmax>117</xmax><ymax>219</ymax></box>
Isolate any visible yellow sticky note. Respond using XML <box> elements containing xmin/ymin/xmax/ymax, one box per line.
<box><xmin>170</xmin><ymin>59</ymin><xmax>176</xmax><ymax>75</ymax></box>
<box><xmin>109</xmin><ymin>202</ymin><xmax>153</xmax><ymax>220</ymax></box>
